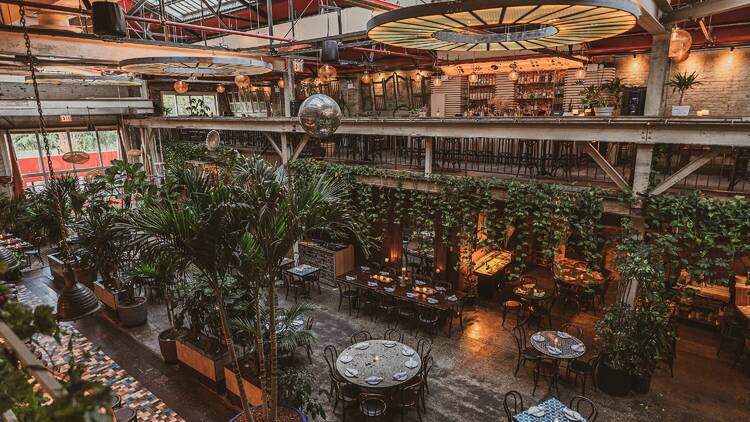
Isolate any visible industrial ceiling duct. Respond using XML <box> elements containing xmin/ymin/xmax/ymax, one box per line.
<box><xmin>320</xmin><ymin>40</ymin><xmax>339</xmax><ymax>63</ymax></box>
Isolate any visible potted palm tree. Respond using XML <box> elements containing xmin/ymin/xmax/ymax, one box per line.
<box><xmin>667</xmin><ymin>71</ymin><xmax>701</xmax><ymax>116</ymax></box>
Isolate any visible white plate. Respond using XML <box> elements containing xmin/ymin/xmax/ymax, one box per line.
<box><xmin>345</xmin><ymin>276</ymin><xmax>355</xmax><ymax>281</ymax></box>
<box><xmin>415</xmin><ymin>280</ymin><xmax>426</xmax><ymax>286</ymax></box>
<box><xmin>339</xmin><ymin>354</ymin><xmax>353</xmax><ymax>363</ymax></box>
<box><xmin>404</xmin><ymin>359</ymin><xmax>418</xmax><ymax>369</ymax></box>
<box><xmin>427</xmin><ymin>298</ymin><xmax>439</xmax><ymax>304</ymax></box>
<box><xmin>365</xmin><ymin>376</ymin><xmax>383</xmax><ymax>385</ymax></box>
<box><xmin>527</xmin><ymin>406</ymin><xmax>545</xmax><ymax>417</ymax></box>
<box><xmin>393</xmin><ymin>371</ymin><xmax>408</xmax><ymax>381</ymax></box>
<box><xmin>571</xmin><ymin>343</ymin><xmax>586</xmax><ymax>352</ymax></box>
<box><xmin>546</xmin><ymin>346</ymin><xmax>562</xmax><ymax>355</ymax></box>
<box><xmin>532</xmin><ymin>334</ymin><xmax>545</xmax><ymax>342</ymax></box>
<box><xmin>360</xmin><ymin>266</ymin><xmax>370</xmax><ymax>271</ymax></box>
<box><xmin>384</xmin><ymin>287</ymin><xmax>395</xmax><ymax>293</ymax></box>
<box><xmin>344</xmin><ymin>368</ymin><xmax>358</xmax><ymax>377</ymax></box>
<box><xmin>354</xmin><ymin>342</ymin><xmax>370</xmax><ymax>350</ymax></box>
<box><xmin>563</xmin><ymin>408</ymin><xmax>582</xmax><ymax>421</ymax></box>
<box><xmin>435</xmin><ymin>286</ymin><xmax>446</xmax><ymax>292</ymax></box>
<box><xmin>557</xmin><ymin>331</ymin><xmax>571</xmax><ymax>338</ymax></box>
<box><xmin>406</xmin><ymin>292</ymin><xmax>417</xmax><ymax>298</ymax></box>
<box><xmin>402</xmin><ymin>347</ymin><xmax>415</xmax><ymax>356</ymax></box>
<box><xmin>383</xmin><ymin>341</ymin><xmax>397</xmax><ymax>348</ymax></box>
<box><xmin>367</xmin><ymin>281</ymin><xmax>378</xmax><ymax>287</ymax></box>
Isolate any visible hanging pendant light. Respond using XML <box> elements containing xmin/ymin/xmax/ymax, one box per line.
<box><xmin>277</xmin><ymin>78</ymin><xmax>285</xmax><ymax>89</ymax></box>
<box><xmin>508</xmin><ymin>63</ymin><xmax>519</xmax><ymax>81</ymax></box>
<box><xmin>414</xmin><ymin>71</ymin><xmax>423</xmax><ymax>82</ymax></box>
<box><xmin>361</xmin><ymin>71</ymin><xmax>371</xmax><ymax>84</ymax></box>
<box><xmin>126</xmin><ymin>148</ymin><xmax>142</xmax><ymax>157</ymax></box>
<box><xmin>318</xmin><ymin>64</ymin><xmax>337</xmax><ymax>82</ymax></box>
<box><xmin>575</xmin><ymin>67</ymin><xmax>586</xmax><ymax>80</ymax></box>
<box><xmin>234</xmin><ymin>74</ymin><xmax>250</xmax><ymax>88</ymax></box>
<box><xmin>669</xmin><ymin>28</ymin><xmax>692</xmax><ymax>59</ymax></box>
<box><xmin>62</xmin><ymin>151</ymin><xmax>90</xmax><ymax>164</ymax></box>
<box><xmin>432</xmin><ymin>74</ymin><xmax>442</xmax><ymax>87</ymax></box>
<box><xmin>216</xmin><ymin>84</ymin><xmax>225</xmax><ymax>93</ymax></box>
<box><xmin>174</xmin><ymin>80</ymin><xmax>189</xmax><ymax>93</ymax></box>
<box><xmin>672</xmin><ymin>49</ymin><xmax>690</xmax><ymax>63</ymax></box>
<box><xmin>468</xmin><ymin>71</ymin><xmax>479</xmax><ymax>83</ymax></box>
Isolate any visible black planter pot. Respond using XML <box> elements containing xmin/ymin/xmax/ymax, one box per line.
<box><xmin>158</xmin><ymin>329</ymin><xmax>179</xmax><ymax>364</ymax></box>
<box><xmin>116</xmin><ymin>296</ymin><xmax>148</xmax><ymax>327</ymax></box>
<box><xmin>595</xmin><ymin>359</ymin><xmax>632</xmax><ymax>397</ymax></box>
<box><xmin>631</xmin><ymin>372</ymin><xmax>652</xmax><ymax>394</ymax></box>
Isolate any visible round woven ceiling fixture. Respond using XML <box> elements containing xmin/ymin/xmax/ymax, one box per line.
<box><xmin>367</xmin><ymin>0</ymin><xmax>640</xmax><ymax>51</ymax></box>
<box><xmin>62</xmin><ymin>151</ymin><xmax>90</xmax><ymax>165</ymax></box>
<box><xmin>120</xmin><ymin>56</ymin><xmax>273</xmax><ymax>77</ymax></box>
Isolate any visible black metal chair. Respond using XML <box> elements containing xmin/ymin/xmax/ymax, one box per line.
<box><xmin>503</xmin><ymin>390</ymin><xmax>524</xmax><ymax>422</ymax></box>
<box><xmin>392</xmin><ymin>378</ymin><xmax>424</xmax><ymax>421</ymax></box>
<box><xmin>447</xmin><ymin>298</ymin><xmax>466</xmax><ymax>337</ymax></box>
<box><xmin>303</xmin><ymin>271</ymin><xmax>321</xmax><ymax>295</ymax></box>
<box><xmin>377</xmin><ymin>293</ymin><xmax>398</xmax><ymax>324</ymax></box>
<box><xmin>569</xmin><ymin>395</ymin><xmax>598</xmax><ymax>422</ymax></box>
<box><xmin>532</xmin><ymin>357</ymin><xmax>560</xmax><ymax>397</ymax></box>
<box><xmin>324</xmin><ymin>345</ymin><xmax>358</xmax><ymax>422</ymax></box>
<box><xmin>417</xmin><ymin>306</ymin><xmax>440</xmax><ymax>338</ymax></box>
<box><xmin>358</xmin><ymin>393</ymin><xmax>388</xmax><ymax>420</ymax></box>
<box><xmin>512</xmin><ymin>325</ymin><xmax>540</xmax><ymax>376</ymax></box>
<box><xmin>357</xmin><ymin>290</ymin><xmax>380</xmax><ymax>320</ymax></box>
<box><xmin>300</xmin><ymin>317</ymin><xmax>314</xmax><ymax>364</ymax></box>
<box><xmin>284</xmin><ymin>271</ymin><xmax>306</xmax><ymax>303</ymax></box>
<box><xmin>567</xmin><ymin>355</ymin><xmax>597</xmax><ymax>395</ymax></box>
<box><xmin>419</xmin><ymin>354</ymin><xmax>434</xmax><ymax>398</ymax></box>
<box><xmin>335</xmin><ymin>277</ymin><xmax>359</xmax><ymax>315</ymax></box>
<box><xmin>384</xmin><ymin>328</ymin><xmax>404</xmax><ymax>342</ymax></box>
<box><xmin>416</xmin><ymin>337</ymin><xmax>432</xmax><ymax>361</ymax></box>
<box><xmin>350</xmin><ymin>330</ymin><xmax>373</xmax><ymax>345</ymax></box>
<box><xmin>396</xmin><ymin>301</ymin><xmax>418</xmax><ymax>333</ymax></box>
<box><xmin>561</xmin><ymin>322</ymin><xmax>584</xmax><ymax>338</ymax></box>
<box><xmin>501</xmin><ymin>297</ymin><xmax>524</xmax><ymax>327</ymax></box>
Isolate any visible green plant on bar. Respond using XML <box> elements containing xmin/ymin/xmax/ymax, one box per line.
<box><xmin>666</xmin><ymin>71</ymin><xmax>702</xmax><ymax>105</ymax></box>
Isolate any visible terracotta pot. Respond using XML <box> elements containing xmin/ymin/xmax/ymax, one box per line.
<box><xmin>117</xmin><ymin>296</ymin><xmax>148</xmax><ymax>327</ymax></box>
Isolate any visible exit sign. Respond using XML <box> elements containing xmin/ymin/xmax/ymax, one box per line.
<box><xmin>59</xmin><ymin>115</ymin><xmax>73</xmax><ymax>122</ymax></box>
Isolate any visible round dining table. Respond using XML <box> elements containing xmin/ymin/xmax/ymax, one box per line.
<box><xmin>530</xmin><ymin>330</ymin><xmax>586</xmax><ymax>360</ymax></box>
<box><xmin>335</xmin><ymin>340</ymin><xmax>422</xmax><ymax>389</ymax></box>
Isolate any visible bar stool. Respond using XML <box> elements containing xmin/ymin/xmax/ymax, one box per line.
<box><xmin>114</xmin><ymin>406</ymin><xmax>136</xmax><ymax>422</ymax></box>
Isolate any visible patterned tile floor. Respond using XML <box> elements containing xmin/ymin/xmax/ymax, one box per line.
<box><xmin>15</xmin><ymin>284</ymin><xmax>185</xmax><ymax>422</ymax></box>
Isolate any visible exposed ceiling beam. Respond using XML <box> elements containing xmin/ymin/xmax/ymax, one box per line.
<box><xmin>663</xmin><ymin>0</ymin><xmax>750</xmax><ymax>24</ymax></box>
<box><xmin>637</xmin><ymin>0</ymin><xmax>668</xmax><ymax>35</ymax></box>
<box><xmin>127</xmin><ymin>0</ymin><xmax>151</xmax><ymax>16</ymax></box>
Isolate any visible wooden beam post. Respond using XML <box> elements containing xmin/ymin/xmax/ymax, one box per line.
<box><xmin>583</xmin><ymin>142</ymin><xmax>629</xmax><ymax>192</ymax></box>
<box><xmin>263</xmin><ymin>132</ymin><xmax>284</xmax><ymax>160</ymax></box>
<box><xmin>649</xmin><ymin>148</ymin><xmax>723</xmax><ymax>195</ymax></box>
<box><xmin>290</xmin><ymin>135</ymin><xmax>309</xmax><ymax>161</ymax></box>
<box><xmin>280</xmin><ymin>133</ymin><xmax>289</xmax><ymax>164</ymax></box>
<box><xmin>424</xmin><ymin>137</ymin><xmax>433</xmax><ymax>177</ymax></box>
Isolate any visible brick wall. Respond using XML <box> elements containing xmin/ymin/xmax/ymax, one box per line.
<box><xmin>614</xmin><ymin>49</ymin><xmax>750</xmax><ymax>117</ymax></box>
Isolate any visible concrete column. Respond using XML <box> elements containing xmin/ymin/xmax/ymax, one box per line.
<box><xmin>424</xmin><ymin>137</ymin><xmax>433</xmax><ymax>176</ymax></box>
<box><xmin>644</xmin><ymin>34</ymin><xmax>671</xmax><ymax>117</ymax></box>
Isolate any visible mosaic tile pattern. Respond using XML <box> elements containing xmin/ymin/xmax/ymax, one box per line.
<box><xmin>14</xmin><ymin>284</ymin><xmax>184</xmax><ymax>422</ymax></box>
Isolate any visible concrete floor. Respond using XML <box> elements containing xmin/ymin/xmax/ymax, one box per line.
<box><xmin>18</xmin><ymin>266</ymin><xmax>750</xmax><ymax>421</ymax></box>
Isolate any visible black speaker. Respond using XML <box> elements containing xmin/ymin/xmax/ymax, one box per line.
<box><xmin>92</xmin><ymin>1</ymin><xmax>127</xmax><ymax>38</ymax></box>
<box><xmin>621</xmin><ymin>87</ymin><xmax>647</xmax><ymax>116</ymax></box>
<box><xmin>320</xmin><ymin>40</ymin><xmax>339</xmax><ymax>63</ymax></box>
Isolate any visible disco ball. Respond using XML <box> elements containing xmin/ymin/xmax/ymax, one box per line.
<box><xmin>298</xmin><ymin>94</ymin><xmax>342</xmax><ymax>138</ymax></box>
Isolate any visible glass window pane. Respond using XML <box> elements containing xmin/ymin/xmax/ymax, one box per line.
<box><xmin>176</xmin><ymin>96</ymin><xmax>190</xmax><ymax>115</ymax></box>
<box><xmin>69</xmin><ymin>131</ymin><xmax>103</xmax><ymax>169</ymax></box>
<box><xmin>47</xmin><ymin>132</ymin><xmax>75</xmax><ymax>174</ymax></box>
<box><xmin>11</xmin><ymin>133</ymin><xmax>44</xmax><ymax>187</ymax></box>
<box><xmin>203</xmin><ymin>95</ymin><xmax>217</xmax><ymax>115</ymax></box>
<box><xmin>162</xmin><ymin>94</ymin><xmax>177</xmax><ymax>116</ymax></box>
<box><xmin>97</xmin><ymin>130</ymin><xmax>120</xmax><ymax>166</ymax></box>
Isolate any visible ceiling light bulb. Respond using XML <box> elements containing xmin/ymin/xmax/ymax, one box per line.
<box><xmin>575</xmin><ymin>67</ymin><xmax>586</xmax><ymax>80</ymax></box>
<box><xmin>174</xmin><ymin>80</ymin><xmax>188</xmax><ymax>93</ymax></box>
<box><xmin>361</xmin><ymin>71</ymin><xmax>371</xmax><ymax>84</ymax></box>
<box><xmin>277</xmin><ymin>78</ymin><xmax>285</xmax><ymax>89</ymax></box>
<box><xmin>469</xmin><ymin>72</ymin><xmax>479</xmax><ymax>83</ymax></box>
<box><xmin>508</xmin><ymin>63</ymin><xmax>518</xmax><ymax>81</ymax></box>
<box><xmin>414</xmin><ymin>72</ymin><xmax>423</xmax><ymax>81</ymax></box>
<box><xmin>432</xmin><ymin>76</ymin><xmax>442</xmax><ymax>87</ymax></box>
<box><xmin>216</xmin><ymin>84</ymin><xmax>225</xmax><ymax>93</ymax></box>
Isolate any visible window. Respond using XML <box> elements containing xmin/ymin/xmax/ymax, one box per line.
<box><xmin>11</xmin><ymin>129</ymin><xmax>122</xmax><ymax>191</ymax></box>
<box><xmin>161</xmin><ymin>93</ymin><xmax>218</xmax><ymax>116</ymax></box>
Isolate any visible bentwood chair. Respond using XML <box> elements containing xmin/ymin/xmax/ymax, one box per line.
<box><xmin>567</xmin><ymin>355</ymin><xmax>598</xmax><ymax>395</ymax></box>
<box><xmin>384</xmin><ymin>328</ymin><xmax>404</xmax><ymax>342</ymax></box>
<box><xmin>417</xmin><ymin>306</ymin><xmax>440</xmax><ymax>338</ymax></box>
<box><xmin>561</xmin><ymin>322</ymin><xmax>584</xmax><ymax>339</ymax></box>
<box><xmin>503</xmin><ymin>390</ymin><xmax>524</xmax><ymax>422</ymax></box>
<box><xmin>512</xmin><ymin>325</ymin><xmax>540</xmax><ymax>377</ymax></box>
<box><xmin>358</xmin><ymin>393</ymin><xmax>388</xmax><ymax>420</ymax></box>
<box><xmin>350</xmin><ymin>330</ymin><xmax>373</xmax><ymax>345</ymax></box>
<box><xmin>532</xmin><ymin>358</ymin><xmax>560</xmax><ymax>397</ymax></box>
<box><xmin>396</xmin><ymin>301</ymin><xmax>418</xmax><ymax>333</ymax></box>
<box><xmin>569</xmin><ymin>396</ymin><xmax>598</xmax><ymax>421</ymax></box>
<box><xmin>392</xmin><ymin>378</ymin><xmax>424</xmax><ymax>422</ymax></box>
<box><xmin>416</xmin><ymin>337</ymin><xmax>433</xmax><ymax>361</ymax></box>
<box><xmin>335</xmin><ymin>277</ymin><xmax>359</xmax><ymax>315</ymax></box>
<box><xmin>324</xmin><ymin>345</ymin><xmax>359</xmax><ymax>422</ymax></box>
<box><xmin>419</xmin><ymin>355</ymin><xmax>434</xmax><ymax>397</ymax></box>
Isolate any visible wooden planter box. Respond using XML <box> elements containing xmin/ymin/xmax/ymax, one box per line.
<box><xmin>47</xmin><ymin>252</ymin><xmax>97</xmax><ymax>288</ymax></box>
<box><xmin>176</xmin><ymin>337</ymin><xmax>232</xmax><ymax>393</ymax></box>
<box><xmin>93</xmin><ymin>281</ymin><xmax>126</xmax><ymax>311</ymax></box>
<box><xmin>224</xmin><ymin>364</ymin><xmax>264</xmax><ymax>407</ymax></box>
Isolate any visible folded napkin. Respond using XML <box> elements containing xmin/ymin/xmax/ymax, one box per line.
<box><xmin>546</xmin><ymin>345</ymin><xmax>562</xmax><ymax>355</ymax></box>
<box><xmin>384</xmin><ymin>287</ymin><xmax>395</xmax><ymax>293</ymax></box>
<box><xmin>367</xmin><ymin>281</ymin><xmax>378</xmax><ymax>287</ymax></box>
<box><xmin>435</xmin><ymin>286</ymin><xmax>446</xmax><ymax>292</ymax></box>
<box><xmin>344</xmin><ymin>368</ymin><xmax>358</xmax><ymax>377</ymax></box>
<box><xmin>379</xmin><ymin>271</ymin><xmax>389</xmax><ymax>276</ymax></box>
<box><xmin>360</xmin><ymin>266</ymin><xmax>370</xmax><ymax>271</ymax></box>
<box><xmin>345</xmin><ymin>275</ymin><xmax>356</xmax><ymax>281</ymax></box>
<box><xmin>365</xmin><ymin>376</ymin><xmax>383</xmax><ymax>385</ymax></box>
<box><xmin>415</xmin><ymin>280</ymin><xmax>426</xmax><ymax>286</ymax></box>
<box><xmin>402</xmin><ymin>347</ymin><xmax>415</xmax><ymax>356</ymax></box>
<box><xmin>427</xmin><ymin>298</ymin><xmax>439</xmax><ymax>304</ymax></box>
<box><xmin>392</xmin><ymin>371</ymin><xmax>408</xmax><ymax>381</ymax></box>
<box><xmin>404</xmin><ymin>358</ymin><xmax>418</xmax><ymax>369</ymax></box>
<box><xmin>557</xmin><ymin>331</ymin><xmax>571</xmax><ymax>338</ymax></box>
<box><xmin>406</xmin><ymin>292</ymin><xmax>417</xmax><ymax>298</ymax></box>
<box><xmin>532</xmin><ymin>334</ymin><xmax>545</xmax><ymax>342</ymax></box>
<box><xmin>339</xmin><ymin>354</ymin><xmax>353</xmax><ymax>363</ymax></box>
<box><xmin>383</xmin><ymin>341</ymin><xmax>397</xmax><ymax>348</ymax></box>
<box><xmin>447</xmin><ymin>295</ymin><xmax>458</xmax><ymax>302</ymax></box>
<box><xmin>354</xmin><ymin>342</ymin><xmax>370</xmax><ymax>350</ymax></box>
<box><xmin>563</xmin><ymin>408</ymin><xmax>583</xmax><ymax>421</ymax></box>
<box><xmin>571</xmin><ymin>343</ymin><xmax>586</xmax><ymax>352</ymax></box>
<box><xmin>527</xmin><ymin>406</ymin><xmax>545</xmax><ymax>417</ymax></box>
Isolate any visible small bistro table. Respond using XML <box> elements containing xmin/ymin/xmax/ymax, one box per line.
<box><xmin>285</xmin><ymin>264</ymin><xmax>320</xmax><ymax>296</ymax></box>
<box><xmin>335</xmin><ymin>340</ymin><xmax>422</xmax><ymax>390</ymax></box>
<box><xmin>513</xmin><ymin>398</ymin><xmax>588</xmax><ymax>422</ymax></box>
<box><xmin>530</xmin><ymin>330</ymin><xmax>586</xmax><ymax>360</ymax></box>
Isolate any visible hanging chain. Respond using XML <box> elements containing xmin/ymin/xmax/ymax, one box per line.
<box><xmin>19</xmin><ymin>3</ymin><xmax>72</xmax><ymax>261</ymax></box>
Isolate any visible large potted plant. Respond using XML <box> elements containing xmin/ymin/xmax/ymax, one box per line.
<box><xmin>667</xmin><ymin>71</ymin><xmax>701</xmax><ymax>116</ymax></box>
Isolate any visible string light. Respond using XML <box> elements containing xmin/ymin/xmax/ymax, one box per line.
<box><xmin>414</xmin><ymin>71</ymin><xmax>423</xmax><ymax>81</ymax></box>
<box><xmin>361</xmin><ymin>71</ymin><xmax>371</xmax><ymax>84</ymax></box>
<box><xmin>432</xmin><ymin>75</ymin><xmax>442</xmax><ymax>87</ymax></box>
<box><xmin>216</xmin><ymin>84</ymin><xmax>225</xmax><ymax>93</ymax></box>
<box><xmin>277</xmin><ymin>78</ymin><xmax>285</xmax><ymax>89</ymax></box>
<box><xmin>468</xmin><ymin>71</ymin><xmax>479</xmax><ymax>83</ymax></box>
<box><xmin>575</xmin><ymin>67</ymin><xmax>586</xmax><ymax>80</ymax></box>
<box><xmin>508</xmin><ymin>63</ymin><xmax>518</xmax><ymax>81</ymax></box>
<box><xmin>234</xmin><ymin>75</ymin><xmax>250</xmax><ymax>88</ymax></box>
